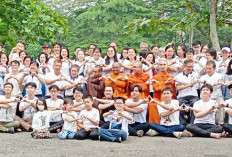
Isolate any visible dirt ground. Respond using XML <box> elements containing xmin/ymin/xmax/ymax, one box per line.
<box><xmin>0</xmin><ymin>132</ymin><xmax>231</xmax><ymax>157</ymax></box>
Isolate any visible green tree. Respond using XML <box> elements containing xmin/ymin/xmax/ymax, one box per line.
<box><xmin>0</xmin><ymin>0</ymin><xmax>68</xmax><ymax>53</ymax></box>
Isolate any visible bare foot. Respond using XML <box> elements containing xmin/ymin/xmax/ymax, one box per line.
<box><xmin>210</xmin><ymin>133</ymin><xmax>221</xmax><ymax>139</ymax></box>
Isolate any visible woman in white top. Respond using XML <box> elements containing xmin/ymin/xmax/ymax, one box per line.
<box><xmin>121</xmin><ymin>48</ymin><xmax>137</xmax><ymax>75</ymax></box>
<box><xmin>103</xmin><ymin>46</ymin><xmax>119</xmax><ymax>76</ymax></box>
<box><xmin>37</xmin><ymin>53</ymin><xmax>52</xmax><ymax>75</ymax></box>
<box><xmin>60</xmin><ymin>48</ymin><xmax>72</xmax><ymax>77</ymax></box>
<box><xmin>165</xmin><ymin>45</ymin><xmax>181</xmax><ymax>76</ymax></box>
<box><xmin>0</xmin><ymin>53</ymin><xmax>10</xmax><ymax>78</ymax></box>
<box><xmin>88</xmin><ymin>47</ymin><xmax>104</xmax><ymax>68</ymax></box>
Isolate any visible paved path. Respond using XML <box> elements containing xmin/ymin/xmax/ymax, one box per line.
<box><xmin>0</xmin><ymin>132</ymin><xmax>231</xmax><ymax>157</ymax></box>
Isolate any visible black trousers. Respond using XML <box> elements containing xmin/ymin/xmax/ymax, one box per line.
<box><xmin>75</xmin><ymin>128</ymin><xmax>99</xmax><ymax>140</ymax></box>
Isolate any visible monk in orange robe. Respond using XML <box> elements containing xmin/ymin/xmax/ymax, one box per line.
<box><xmin>126</xmin><ymin>61</ymin><xmax>149</xmax><ymax>99</ymax></box>
<box><xmin>104</xmin><ymin>62</ymin><xmax>128</xmax><ymax>98</ymax></box>
<box><xmin>148</xmin><ymin>59</ymin><xmax>176</xmax><ymax>124</ymax></box>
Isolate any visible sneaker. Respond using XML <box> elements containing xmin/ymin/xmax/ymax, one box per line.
<box><xmin>173</xmin><ymin>132</ymin><xmax>182</xmax><ymax>139</ymax></box>
<box><xmin>146</xmin><ymin>129</ymin><xmax>159</xmax><ymax>136</ymax></box>
<box><xmin>137</xmin><ymin>130</ymin><xmax>144</xmax><ymax>137</ymax></box>
<box><xmin>8</xmin><ymin>127</ymin><xmax>15</xmax><ymax>134</ymax></box>
<box><xmin>31</xmin><ymin>131</ymin><xmax>35</xmax><ymax>138</ymax></box>
<box><xmin>114</xmin><ymin>137</ymin><xmax>122</xmax><ymax>143</ymax></box>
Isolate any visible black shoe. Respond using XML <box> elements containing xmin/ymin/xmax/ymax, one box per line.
<box><xmin>99</xmin><ymin>136</ymin><xmax>106</xmax><ymax>141</ymax></box>
<box><xmin>8</xmin><ymin>127</ymin><xmax>15</xmax><ymax>134</ymax></box>
<box><xmin>114</xmin><ymin>137</ymin><xmax>122</xmax><ymax>143</ymax></box>
<box><xmin>31</xmin><ymin>131</ymin><xmax>35</xmax><ymax>138</ymax></box>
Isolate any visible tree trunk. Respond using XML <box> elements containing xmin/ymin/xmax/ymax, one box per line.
<box><xmin>210</xmin><ymin>0</ymin><xmax>220</xmax><ymax>51</ymax></box>
<box><xmin>189</xmin><ymin>28</ymin><xmax>194</xmax><ymax>48</ymax></box>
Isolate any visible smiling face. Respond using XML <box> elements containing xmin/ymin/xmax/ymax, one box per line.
<box><xmin>107</xmin><ymin>47</ymin><xmax>115</xmax><ymax>59</ymax></box>
<box><xmin>161</xmin><ymin>90</ymin><xmax>173</xmax><ymax>101</ymax></box>
<box><xmin>112</xmin><ymin>62</ymin><xmax>121</xmax><ymax>75</ymax></box>
<box><xmin>4</xmin><ymin>84</ymin><xmax>13</xmax><ymax>94</ymax></box>
<box><xmin>131</xmin><ymin>87</ymin><xmax>140</xmax><ymax>99</ymax></box>
<box><xmin>77</xmin><ymin>50</ymin><xmax>85</xmax><ymax>61</ymax></box>
<box><xmin>61</xmin><ymin>49</ymin><xmax>68</xmax><ymax>59</ymax></box>
<box><xmin>165</xmin><ymin>47</ymin><xmax>174</xmax><ymax>59</ymax></box>
<box><xmin>104</xmin><ymin>86</ymin><xmax>113</xmax><ymax>99</ymax></box>
<box><xmin>84</xmin><ymin>98</ymin><xmax>93</xmax><ymax>110</ymax></box>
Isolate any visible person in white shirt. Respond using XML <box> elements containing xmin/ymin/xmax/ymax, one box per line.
<box><xmin>186</xmin><ymin>84</ymin><xmax>223</xmax><ymax>139</ymax></box>
<box><xmin>59</xmin><ymin>98</ymin><xmax>79</xmax><ymax>140</ymax></box>
<box><xmin>75</xmin><ymin>95</ymin><xmax>100</xmax><ymax>140</ymax></box>
<box><xmin>16</xmin><ymin>82</ymin><xmax>38</xmax><ymax>131</ymax></box>
<box><xmin>99</xmin><ymin>97</ymin><xmax>133</xmax><ymax>143</ymax></box>
<box><xmin>198</xmin><ymin>60</ymin><xmax>225</xmax><ymax>125</ymax></box>
<box><xmin>45</xmin><ymin>85</ymin><xmax>64</xmax><ymax>133</ymax></box>
<box><xmin>217</xmin><ymin>47</ymin><xmax>230</xmax><ymax>74</ymax></box>
<box><xmin>45</xmin><ymin>59</ymin><xmax>73</xmax><ymax>98</ymax></box>
<box><xmin>60</xmin><ymin>47</ymin><xmax>72</xmax><ymax>77</ymax></box>
<box><xmin>0</xmin><ymin>83</ymin><xmax>20</xmax><ymax>133</ymax></box>
<box><xmin>149</xmin><ymin>87</ymin><xmax>185</xmax><ymax>138</ymax></box>
<box><xmin>175</xmin><ymin>59</ymin><xmax>200</xmax><ymax>125</ymax></box>
<box><xmin>4</xmin><ymin>60</ymin><xmax>23</xmax><ymax>97</ymax></box>
<box><xmin>124</xmin><ymin>85</ymin><xmax>150</xmax><ymax>137</ymax></box>
<box><xmin>21</xmin><ymin>61</ymin><xmax>45</xmax><ymax>98</ymax></box>
<box><xmin>72</xmin><ymin>87</ymin><xmax>85</xmax><ymax>117</ymax></box>
<box><xmin>31</xmin><ymin>98</ymin><xmax>63</xmax><ymax>139</ymax></box>
<box><xmin>220</xmin><ymin>84</ymin><xmax>232</xmax><ymax>136</ymax></box>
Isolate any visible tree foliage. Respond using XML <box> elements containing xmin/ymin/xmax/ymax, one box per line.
<box><xmin>0</xmin><ymin>0</ymin><xmax>68</xmax><ymax>51</ymax></box>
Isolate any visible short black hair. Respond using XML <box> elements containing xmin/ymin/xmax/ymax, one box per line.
<box><xmin>4</xmin><ymin>83</ymin><xmax>14</xmax><ymax>89</ymax></box>
<box><xmin>206</xmin><ymin>60</ymin><xmax>216</xmax><ymax>68</ymax></box>
<box><xmin>48</xmin><ymin>85</ymin><xmax>59</xmax><ymax>91</ymax></box>
<box><xmin>192</xmin><ymin>40</ymin><xmax>201</xmax><ymax>46</ymax></box>
<box><xmin>25</xmin><ymin>82</ymin><xmax>37</xmax><ymax>89</ymax></box>
<box><xmin>30</xmin><ymin>61</ymin><xmax>39</xmax><ymax>67</ymax></box>
<box><xmin>130</xmin><ymin>85</ymin><xmax>142</xmax><ymax>93</ymax></box>
<box><xmin>186</xmin><ymin>48</ymin><xmax>195</xmax><ymax>55</ymax></box>
<box><xmin>201</xmin><ymin>84</ymin><xmax>213</xmax><ymax>93</ymax></box>
<box><xmin>161</xmin><ymin>87</ymin><xmax>173</xmax><ymax>93</ymax></box>
<box><xmin>114</xmin><ymin>97</ymin><xmax>125</xmax><ymax>103</ymax></box>
<box><xmin>228</xmin><ymin>84</ymin><xmax>232</xmax><ymax>90</ymax></box>
<box><xmin>64</xmin><ymin>98</ymin><xmax>74</xmax><ymax>105</ymax></box>
<box><xmin>73</xmin><ymin>86</ymin><xmax>83</xmax><ymax>94</ymax></box>
<box><xmin>11</xmin><ymin>60</ymin><xmax>20</xmax><ymax>65</ymax></box>
<box><xmin>83</xmin><ymin>95</ymin><xmax>93</xmax><ymax>101</ymax></box>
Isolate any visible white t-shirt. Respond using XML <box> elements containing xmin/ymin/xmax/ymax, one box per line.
<box><xmin>73</xmin><ymin>100</ymin><xmax>85</xmax><ymax>117</ymax></box>
<box><xmin>65</xmin><ymin>75</ymin><xmax>84</xmax><ymax>97</ymax></box>
<box><xmin>107</xmin><ymin>111</ymin><xmax>132</xmax><ymax>134</ymax></box>
<box><xmin>62</xmin><ymin>111</ymin><xmax>78</xmax><ymax>132</ymax></box>
<box><xmin>125</xmin><ymin>99</ymin><xmax>147</xmax><ymax>124</ymax></box>
<box><xmin>20</xmin><ymin>97</ymin><xmax>38</xmax><ymax>119</ymax></box>
<box><xmin>23</xmin><ymin>74</ymin><xmax>45</xmax><ymax>95</ymax></box>
<box><xmin>61</xmin><ymin>60</ymin><xmax>71</xmax><ymax>77</ymax></box>
<box><xmin>45</xmin><ymin>98</ymin><xmax>64</xmax><ymax>122</ymax></box>
<box><xmin>45</xmin><ymin>72</ymin><xmax>70</xmax><ymax>97</ymax></box>
<box><xmin>175</xmin><ymin>71</ymin><xmax>199</xmax><ymax>98</ymax></box>
<box><xmin>4</xmin><ymin>73</ymin><xmax>23</xmax><ymax>96</ymax></box>
<box><xmin>225</xmin><ymin>99</ymin><xmax>232</xmax><ymax>125</ymax></box>
<box><xmin>0</xmin><ymin>96</ymin><xmax>17</xmax><ymax>122</ymax></box>
<box><xmin>193</xmin><ymin>99</ymin><xmax>216</xmax><ymax>124</ymax></box>
<box><xmin>157</xmin><ymin>100</ymin><xmax>180</xmax><ymax>126</ymax></box>
<box><xmin>32</xmin><ymin>110</ymin><xmax>63</xmax><ymax>131</ymax></box>
<box><xmin>79</xmin><ymin>108</ymin><xmax>99</xmax><ymax>128</ymax></box>
<box><xmin>200</xmin><ymin>72</ymin><xmax>223</xmax><ymax>99</ymax></box>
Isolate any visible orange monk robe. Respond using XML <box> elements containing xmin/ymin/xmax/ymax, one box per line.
<box><xmin>128</xmin><ymin>72</ymin><xmax>149</xmax><ymax>99</ymax></box>
<box><xmin>148</xmin><ymin>71</ymin><xmax>176</xmax><ymax>124</ymax></box>
<box><xmin>105</xmin><ymin>73</ymin><xmax>128</xmax><ymax>99</ymax></box>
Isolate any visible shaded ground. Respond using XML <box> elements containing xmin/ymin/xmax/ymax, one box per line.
<box><xmin>0</xmin><ymin>132</ymin><xmax>231</xmax><ymax>157</ymax></box>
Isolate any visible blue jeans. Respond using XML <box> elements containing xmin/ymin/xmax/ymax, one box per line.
<box><xmin>59</xmin><ymin>129</ymin><xmax>76</xmax><ymax>139</ymax></box>
<box><xmin>150</xmin><ymin>123</ymin><xmax>185</xmax><ymax>137</ymax></box>
<box><xmin>98</xmin><ymin>129</ymin><xmax>127</xmax><ymax>142</ymax></box>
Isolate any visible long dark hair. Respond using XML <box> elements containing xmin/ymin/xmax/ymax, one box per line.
<box><xmin>105</xmin><ymin>46</ymin><xmax>118</xmax><ymax>65</ymax></box>
<box><xmin>226</xmin><ymin>59</ymin><xmax>232</xmax><ymax>75</ymax></box>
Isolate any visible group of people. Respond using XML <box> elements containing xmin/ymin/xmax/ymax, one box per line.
<box><xmin>0</xmin><ymin>40</ymin><xmax>232</xmax><ymax>143</ymax></box>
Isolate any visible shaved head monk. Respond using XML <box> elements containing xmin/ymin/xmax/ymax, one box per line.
<box><xmin>105</xmin><ymin>62</ymin><xmax>128</xmax><ymax>98</ymax></box>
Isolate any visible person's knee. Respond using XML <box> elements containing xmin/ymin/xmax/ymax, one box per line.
<box><xmin>58</xmin><ymin>133</ymin><xmax>67</xmax><ymax>140</ymax></box>
<box><xmin>186</xmin><ymin>124</ymin><xmax>193</xmax><ymax>131</ymax></box>
<box><xmin>179</xmin><ymin>125</ymin><xmax>186</xmax><ymax>131</ymax></box>
<box><xmin>68</xmin><ymin>133</ymin><xmax>76</xmax><ymax>139</ymax></box>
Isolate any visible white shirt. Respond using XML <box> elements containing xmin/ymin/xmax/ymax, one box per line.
<box><xmin>20</xmin><ymin>97</ymin><xmax>38</xmax><ymax>119</ymax></box>
<box><xmin>107</xmin><ymin>111</ymin><xmax>132</xmax><ymax>134</ymax></box>
<box><xmin>61</xmin><ymin>60</ymin><xmax>71</xmax><ymax>77</ymax></box>
<box><xmin>45</xmin><ymin>72</ymin><xmax>70</xmax><ymax>97</ymax></box>
<box><xmin>65</xmin><ymin>75</ymin><xmax>84</xmax><ymax>97</ymax></box>
<box><xmin>4</xmin><ymin>73</ymin><xmax>23</xmax><ymax>96</ymax></box>
<box><xmin>125</xmin><ymin>99</ymin><xmax>147</xmax><ymax>124</ymax></box>
<box><xmin>62</xmin><ymin>111</ymin><xmax>78</xmax><ymax>132</ymax></box>
<box><xmin>216</xmin><ymin>59</ymin><xmax>230</xmax><ymax>74</ymax></box>
<box><xmin>79</xmin><ymin>108</ymin><xmax>99</xmax><ymax>128</ymax></box>
<box><xmin>167</xmin><ymin>57</ymin><xmax>181</xmax><ymax>76</ymax></box>
<box><xmin>193</xmin><ymin>99</ymin><xmax>216</xmax><ymax>124</ymax></box>
<box><xmin>200</xmin><ymin>72</ymin><xmax>223</xmax><ymax>99</ymax></box>
<box><xmin>45</xmin><ymin>98</ymin><xmax>64</xmax><ymax>122</ymax></box>
<box><xmin>23</xmin><ymin>74</ymin><xmax>45</xmax><ymax>95</ymax></box>
<box><xmin>175</xmin><ymin>71</ymin><xmax>199</xmax><ymax>98</ymax></box>
<box><xmin>158</xmin><ymin>99</ymin><xmax>180</xmax><ymax>126</ymax></box>
<box><xmin>0</xmin><ymin>96</ymin><xmax>17</xmax><ymax>122</ymax></box>
<box><xmin>32</xmin><ymin>110</ymin><xmax>63</xmax><ymax>131</ymax></box>
<box><xmin>73</xmin><ymin>100</ymin><xmax>85</xmax><ymax>117</ymax></box>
